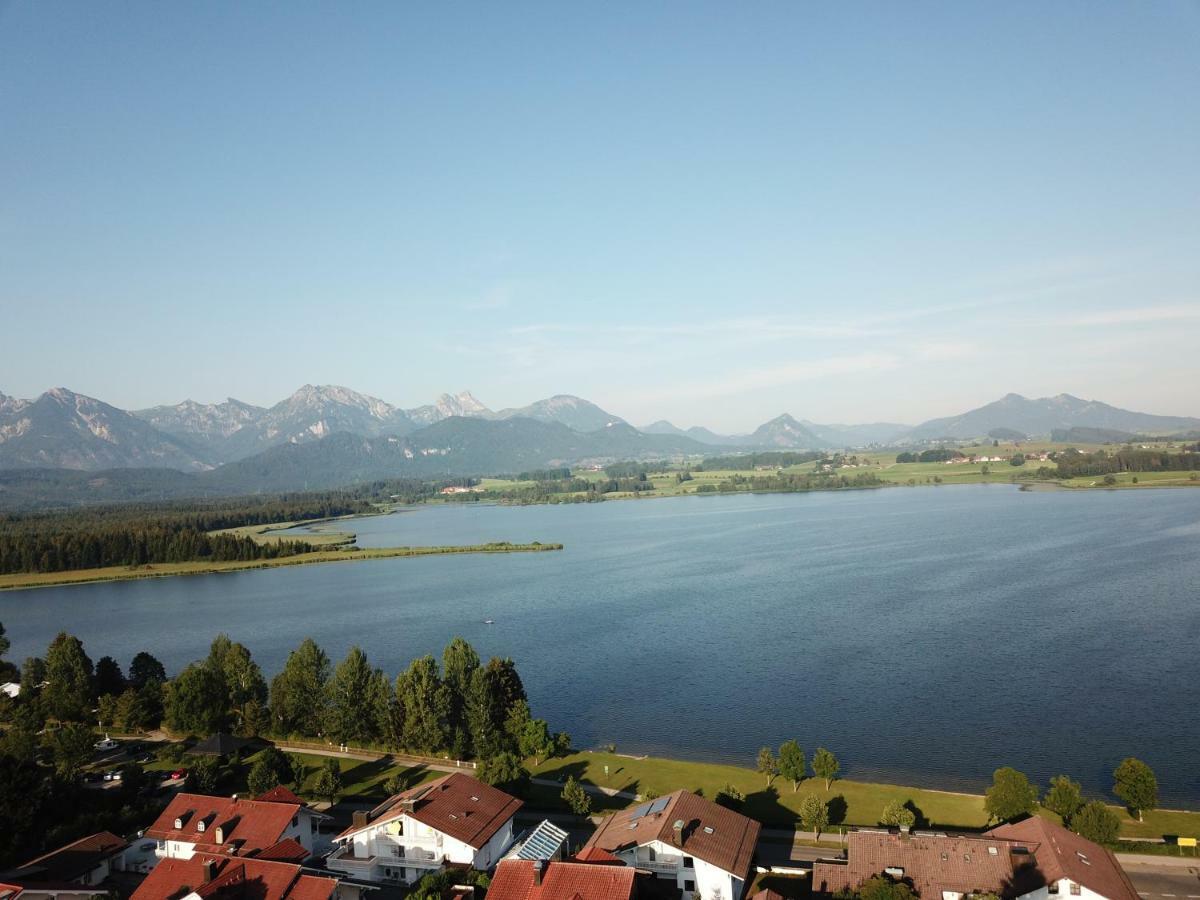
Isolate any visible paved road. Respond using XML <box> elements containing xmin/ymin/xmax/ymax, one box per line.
<box><xmin>1120</xmin><ymin>859</ymin><xmax>1200</xmax><ymax>899</ymax></box>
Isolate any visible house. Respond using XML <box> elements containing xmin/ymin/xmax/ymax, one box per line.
<box><xmin>1</xmin><ymin>683</ymin><xmax>20</xmax><ymax>699</ymax></box>
<box><xmin>145</xmin><ymin>793</ymin><xmax>324</xmax><ymax>865</ymax></box>
<box><xmin>488</xmin><ymin>859</ymin><xmax>636</xmax><ymax>900</ymax></box>
<box><xmin>0</xmin><ymin>832</ymin><xmax>129</xmax><ymax>899</ymax></box>
<box><xmin>812</xmin><ymin>819</ymin><xmax>1139</xmax><ymax>900</ymax></box>
<box><xmin>579</xmin><ymin>790</ymin><xmax>761</xmax><ymax>900</ymax></box>
<box><xmin>130</xmin><ymin>853</ymin><xmax>354</xmax><ymax>900</ymax></box>
<box><xmin>327</xmin><ymin>772</ymin><xmax>522</xmax><ymax>885</ymax></box>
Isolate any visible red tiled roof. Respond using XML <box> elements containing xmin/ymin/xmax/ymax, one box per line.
<box><xmin>488</xmin><ymin>860</ymin><xmax>636</xmax><ymax>900</ymax></box>
<box><xmin>987</xmin><ymin>818</ymin><xmax>1140</xmax><ymax>900</ymax></box>
<box><xmin>582</xmin><ymin>790</ymin><xmax>760</xmax><ymax>880</ymax></box>
<box><xmin>17</xmin><ymin>831</ymin><xmax>129</xmax><ymax>884</ymax></box>
<box><xmin>813</xmin><ymin>829</ymin><xmax>1045</xmax><ymax>899</ymax></box>
<box><xmin>339</xmin><ymin>772</ymin><xmax>523</xmax><ymax>849</ymax></box>
<box><xmin>132</xmin><ymin>856</ymin><xmax>337</xmax><ymax>900</ymax></box>
<box><xmin>145</xmin><ymin>794</ymin><xmax>300</xmax><ymax>856</ymax></box>
<box><xmin>572</xmin><ymin>847</ymin><xmax>622</xmax><ymax>865</ymax></box>
<box><xmin>749</xmin><ymin>890</ymin><xmax>785</xmax><ymax>900</ymax></box>
<box><xmin>253</xmin><ymin>839</ymin><xmax>310</xmax><ymax>864</ymax></box>
<box><xmin>256</xmin><ymin>787</ymin><xmax>306</xmax><ymax>807</ymax></box>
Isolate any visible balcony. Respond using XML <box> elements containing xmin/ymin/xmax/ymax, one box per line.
<box><xmin>327</xmin><ymin>845</ymin><xmax>379</xmax><ymax>871</ymax></box>
<box><xmin>637</xmin><ymin>856</ymin><xmax>683</xmax><ymax>874</ymax></box>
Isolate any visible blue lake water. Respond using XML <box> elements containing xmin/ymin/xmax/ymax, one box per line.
<box><xmin>4</xmin><ymin>485</ymin><xmax>1199</xmax><ymax>803</ymax></box>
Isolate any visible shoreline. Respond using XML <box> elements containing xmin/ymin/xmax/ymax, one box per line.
<box><xmin>0</xmin><ymin>541</ymin><xmax>563</xmax><ymax>592</ymax></box>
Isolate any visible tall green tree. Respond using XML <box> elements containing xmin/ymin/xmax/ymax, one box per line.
<box><xmin>479</xmin><ymin>751</ymin><xmax>529</xmax><ymax>792</ymax></box>
<box><xmin>778</xmin><ymin>740</ymin><xmax>806</xmax><ymax>792</ymax></box>
<box><xmin>757</xmin><ymin>747</ymin><xmax>779</xmax><ymax>787</ymax></box>
<box><xmin>128</xmin><ymin>652</ymin><xmax>167</xmax><ymax>689</ymax></box>
<box><xmin>1043</xmin><ymin>775</ymin><xmax>1084</xmax><ymax>823</ymax></box>
<box><xmin>328</xmin><ymin>646</ymin><xmax>378</xmax><ymax>744</ymax></box>
<box><xmin>465</xmin><ymin>666</ymin><xmax>506</xmax><ymax>760</ymax></box>
<box><xmin>44</xmin><ymin>632</ymin><xmax>94</xmax><ymax>721</ymax></box>
<box><xmin>984</xmin><ymin>767</ymin><xmax>1039</xmax><ymax>823</ymax></box>
<box><xmin>45</xmin><ymin>722</ymin><xmax>97</xmax><ymax>778</ymax></box>
<box><xmin>397</xmin><ymin>656</ymin><xmax>450</xmax><ymax>752</ymax></box>
<box><xmin>812</xmin><ymin>747</ymin><xmax>840</xmax><ymax>790</ymax></box>
<box><xmin>94</xmin><ymin>656</ymin><xmax>126</xmax><ymax>700</ymax></box>
<box><xmin>164</xmin><ymin>664</ymin><xmax>226</xmax><ymax>735</ymax></box>
<box><xmin>20</xmin><ymin>657</ymin><xmax>46</xmax><ymax>693</ymax></box>
<box><xmin>218</xmin><ymin>641</ymin><xmax>267</xmax><ymax>735</ymax></box>
<box><xmin>0</xmin><ymin>622</ymin><xmax>15</xmax><ymax>682</ymax></box>
<box><xmin>370</xmin><ymin>669</ymin><xmax>404</xmax><ymax>749</ymax></box>
<box><xmin>1072</xmin><ymin>800</ymin><xmax>1121</xmax><ymax>844</ymax></box>
<box><xmin>269</xmin><ymin>638</ymin><xmax>331</xmax><ymax>736</ymax></box>
<box><xmin>442</xmin><ymin>637</ymin><xmax>480</xmax><ymax>744</ymax></box>
<box><xmin>1113</xmin><ymin>758</ymin><xmax>1158</xmax><ymax>822</ymax></box>
<box><xmin>506</xmin><ymin>701</ymin><xmax>553</xmax><ymax>765</ymax></box>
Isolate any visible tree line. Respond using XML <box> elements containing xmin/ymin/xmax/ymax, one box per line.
<box><xmin>695</xmin><ymin>471</ymin><xmax>882</xmax><ymax>493</ymax></box>
<box><xmin>1054</xmin><ymin>448</ymin><xmax>1200</xmax><ymax>478</ymax></box>
<box><xmin>697</xmin><ymin>451</ymin><xmax>825</xmax><ymax>470</ymax></box>
<box><xmin>0</xmin><ymin>491</ymin><xmax>379</xmax><ymax>574</ymax></box>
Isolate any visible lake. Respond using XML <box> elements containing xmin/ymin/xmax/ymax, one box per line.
<box><xmin>4</xmin><ymin>485</ymin><xmax>1199</xmax><ymax>803</ymax></box>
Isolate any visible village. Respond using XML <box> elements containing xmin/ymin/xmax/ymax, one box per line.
<box><xmin>0</xmin><ymin>732</ymin><xmax>1163</xmax><ymax>900</ymax></box>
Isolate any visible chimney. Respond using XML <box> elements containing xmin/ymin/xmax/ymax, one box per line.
<box><xmin>352</xmin><ymin>810</ymin><xmax>369</xmax><ymax>830</ymax></box>
<box><xmin>533</xmin><ymin>860</ymin><xmax>544</xmax><ymax>886</ymax></box>
<box><xmin>202</xmin><ymin>858</ymin><xmax>217</xmax><ymax>883</ymax></box>
<box><xmin>672</xmin><ymin>820</ymin><xmax>684</xmax><ymax>848</ymax></box>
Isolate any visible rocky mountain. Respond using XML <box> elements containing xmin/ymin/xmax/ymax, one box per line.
<box><xmin>133</xmin><ymin>398</ymin><xmax>266</xmax><ymax>457</ymax></box>
<box><xmin>208</xmin><ymin>416</ymin><xmax>709</xmax><ymax>493</ymax></box>
<box><xmin>745</xmin><ymin>414</ymin><xmax>832</xmax><ymax>449</ymax></box>
<box><xmin>406</xmin><ymin>390</ymin><xmax>492</xmax><ymax>425</ymax></box>
<box><xmin>493</xmin><ymin>394</ymin><xmax>625</xmax><ymax>432</ymax></box>
<box><xmin>908</xmin><ymin>393</ymin><xmax>1200</xmax><ymax>441</ymax></box>
<box><xmin>0</xmin><ymin>388</ymin><xmax>210</xmax><ymax>471</ymax></box>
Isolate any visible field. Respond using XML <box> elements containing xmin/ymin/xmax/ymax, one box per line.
<box><xmin>441</xmin><ymin>439</ymin><xmax>1200</xmax><ymax>503</ymax></box>
<box><xmin>0</xmin><ymin>541</ymin><xmax>563</xmax><ymax>591</ymax></box>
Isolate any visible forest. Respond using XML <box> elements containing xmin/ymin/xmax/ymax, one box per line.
<box><xmin>0</xmin><ymin>491</ymin><xmax>374</xmax><ymax>574</ymax></box>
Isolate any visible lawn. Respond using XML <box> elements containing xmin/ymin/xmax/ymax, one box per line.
<box><xmin>530</xmin><ymin>751</ymin><xmax>1200</xmax><ymax>841</ymax></box>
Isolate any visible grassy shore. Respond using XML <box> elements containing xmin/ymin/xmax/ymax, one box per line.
<box><xmin>530</xmin><ymin>751</ymin><xmax>1200</xmax><ymax>841</ymax></box>
<box><xmin>0</xmin><ymin>541</ymin><xmax>563</xmax><ymax>591</ymax></box>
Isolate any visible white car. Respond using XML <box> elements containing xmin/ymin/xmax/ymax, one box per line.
<box><xmin>95</xmin><ymin>736</ymin><xmax>119</xmax><ymax>751</ymax></box>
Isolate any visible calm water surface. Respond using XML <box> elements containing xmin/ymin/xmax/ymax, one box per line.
<box><xmin>4</xmin><ymin>486</ymin><xmax>1199</xmax><ymax>802</ymax></box>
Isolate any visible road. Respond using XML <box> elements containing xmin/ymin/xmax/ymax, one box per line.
<box><xmin>1118</xmin><ymin>857</ymin><xmax>1200</xmax><ymax>899</ymax></box>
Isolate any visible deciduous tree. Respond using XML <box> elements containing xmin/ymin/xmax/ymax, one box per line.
<box><xmin>1113</xmin><ymin>758</ymin><xmax>1157</xmax><ymax>822</ymax></box>
<box><xmin>757</xmin><ymin>747</ymin><xmax>778</xmax><ymax>787</ymax></box>
<box><xmin>812</xmin><ymin>747</ymin><xmax>840</xmax><ymax>790</ymax></box>
<box><xmin>562</xmin><ymin>776</ymin><xmax>591</xmax><ymax>816</ymax></box>
<box><xmin>1071</xmin><ymin>800</ymin><xmax>1121</xmax><ymax>844</ymax></box>
<box><xmin>984</xmin><ymin>767</ymin><xmax>1038</xmax><ymax>823</ymax></box>
<box><xmin>880</xmin><ymin>800</ymin><xmax>916</xmax><ymax>828</ymax></box>
<box><xmin>778</xmin><ymin>740</ymin><xmax>806</xmax><ymax>791</ymax></box>
<box><xmin>45</xmin><ymin>722</ymin><xmax>96</xmax><ymax>778</ymax></box>
<box><xmin>1043</xmin><ymin>775</ymin><xmax>1083</xmax><ymax>823</ymax></box>
<box><xmin>164</xmin><ymin>664</ymin><xmax>225</xmax><ymax>735</ymax></box>
<box><xmin>269</xmin><ymin>638</ymin><xmax>331</xmax><ymax>736</ymax></box>
<box><xmin>799</xmin><ymin>795</ymin><xmax>830</xmax><ymax>839</ymax></box>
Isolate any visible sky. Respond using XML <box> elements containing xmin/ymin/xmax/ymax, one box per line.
<box><xmin>1</xmin><ymin>2</ymin><xmax>1198</xmax><ymax>432</ymax></box>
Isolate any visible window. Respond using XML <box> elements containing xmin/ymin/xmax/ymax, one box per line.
<box><xmin>685</xmin><ymin>881</ymin><xmax>695</xmax><ymax>892</ymax></box>
<box><xmin>1048</xmin><ymin>884</ymin><xmax>1059</xmax><ymax>895</ymax></box>
<box><xmin>683</xmin><ymin>857</ymin><xmax>695</xmax><ymax>869</ymax></box>
<box><xmin>1070</xmin><ymin>886</ymin><xmax>1081</xmax><ymax>896</ymax></box>
<box><xmin>648</xmin><ymin>847</ymin><xmax>656</xmax><ymax>862</ymax></box>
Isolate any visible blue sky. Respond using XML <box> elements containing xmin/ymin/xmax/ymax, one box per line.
<box><xmin>1</xmin><ymin>1</ymin><xmax>1198</xmax><ymax>431</ymax></box>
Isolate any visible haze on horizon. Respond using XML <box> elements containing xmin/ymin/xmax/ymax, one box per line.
<box><xmin>1</xmin><ymin>2</ymin><xmax>1198</xmax><ymax>433</ymax></box>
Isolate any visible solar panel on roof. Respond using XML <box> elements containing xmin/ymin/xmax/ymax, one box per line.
<box><xmin>628</xmin><ymin>802</ymin><xmax>653</xmax><ymax>820</ymax></box>
<box><xmin>648</xmin><ymin>797</ymin><xmax>669</xmax><ymax>815</ymax></box>
<box><xmin>517</xmin><ymin>819</ymin><xmax>569</xmax><ymax>861</ymax></box>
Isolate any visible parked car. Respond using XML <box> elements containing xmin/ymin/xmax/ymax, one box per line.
<box><xmin>103</xmin><ymin>770</ymin><xmax>122</xmax><ymax>781</ymax></box>
<box><xmin>169</xmin><ymin>768</ymin><xmax>187</xmax><ymax>781</ymax></box>
<box><xmin>136</xmin><ymin>753</ymin><xmax>153</xmax><ymax>764</ymax></box>
<box><xmin>95</xmin><ymin>736</ymin><xmax>119</xmax><ymax>752</ymax></box>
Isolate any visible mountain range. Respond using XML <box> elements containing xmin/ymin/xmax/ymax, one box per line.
<box><xmin>2</xmin><ymin>385</ymin><xmax>1198</xmax><ymax>506</ymax></box>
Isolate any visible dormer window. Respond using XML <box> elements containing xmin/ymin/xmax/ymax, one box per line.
<box><xmin>197</xmin><ymin>820</ymin><xmax>207</xmax><ymax>832</ymax></box>
<box><xmin>174</xmin><ymin>818</ymin><xmax>184</xmax><ymax>829</ymax></box>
